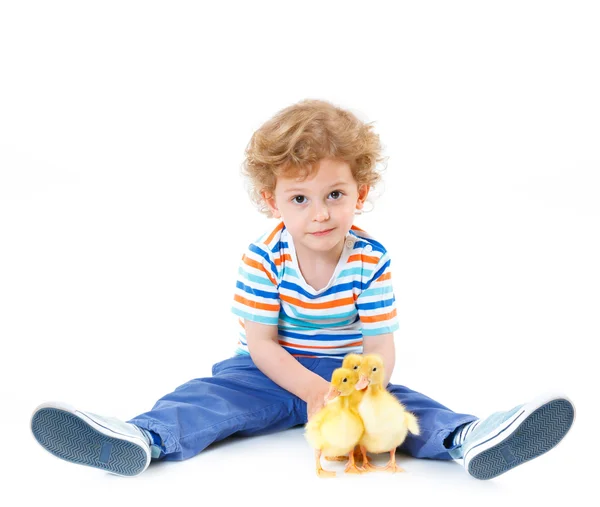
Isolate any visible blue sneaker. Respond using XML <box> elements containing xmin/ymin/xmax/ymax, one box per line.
<box><xmin>31</xmin><ymin>401</ymin><xmax>151</xmax><ymax>477</ymax></box>
<box><xmin>453</xmin><ymin>394</ymin><xmax>575</xmax><ymax>480</ymax></box>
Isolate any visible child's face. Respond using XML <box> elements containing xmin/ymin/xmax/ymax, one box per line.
<box><xmin>262</xmin><ymin>157</ymin><xmax>368</xmax><ymax>256</ymax></box>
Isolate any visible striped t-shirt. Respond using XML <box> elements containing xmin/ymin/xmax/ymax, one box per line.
<box><xmin>231</xmin><ymin>221</ymin><xmax>399</xmax><ymax>359</ymax></box>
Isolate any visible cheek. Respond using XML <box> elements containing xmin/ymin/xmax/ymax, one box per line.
<box><xmin>336</xmin><ymin>203</ymin><xmax>356</xmax><ymax>221</ymax></box>
<box><xmin>278</xmin><ymin>208</ymin><xmax>303</xmax><ymax>230</ymax></box>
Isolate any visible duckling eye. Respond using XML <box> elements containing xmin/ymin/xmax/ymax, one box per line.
<box><xmin>372</xmin><ymin>367</ymin><xmax>377</xmax><ymax>372</ymax></box>
<box><xmin>353</xmin><ymin>365</ymin><xmax>359</xmax><ymax>370</ymax></box>
<box><xmin>343</xmin><ymin>378</ymin><xmax>348</xmax><ymax>383</ymax></box>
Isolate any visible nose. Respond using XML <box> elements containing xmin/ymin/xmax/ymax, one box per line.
<box><xmin>313</xmin><ymin>203</ymin><xmax>330</xmax><ymax>222</ymax></box>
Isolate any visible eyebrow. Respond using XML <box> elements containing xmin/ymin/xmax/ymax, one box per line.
<box><xmin>282</xmin><ymin>181</ymin><xmax>351</xmax><ymax>194</ymax></box>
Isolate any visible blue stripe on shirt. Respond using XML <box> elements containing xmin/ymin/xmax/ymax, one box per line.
<box><xmin>231</xmin><ymin>308</ymin><xmax>279</xmax><ymax>325</ymax></box>
<box><xmin>280</xmin><ymin>307</ymin><xmax>358</xmax><ymax>325</ymax></box>
<box><xmin>279</xmin><ymin>279</ymin><xmax>355</xmax><ymax>299</ymax></box>
<box><xmin>363</xmin><ymin>258</ymin><xmax>391</xmax><ymax>291</ymax></box>
<box><xmin>248</xmin><ymin>243</ymin><xmax>278</xmax><ymax>278</ymax></box>
<box><xmin>236</xmin><ymin>280</ymin><xmax>279</xmax><ymax>300</ymax></box>
<box><xmin>278</xmin><ymin>328</ymin><xmax>363</xmax><ymax>342</ymax></box>
<box><xmin>356</xmin><ymin>296</ymin><xmax>396</xmax><ymax>311</ymax></box>
<box><xmin>238</xmin><ymin>267</ymin><xmax>276</xmax><ymax>286</ymax></box>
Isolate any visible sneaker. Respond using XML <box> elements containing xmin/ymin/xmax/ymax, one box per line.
<box><xmin>457</xmin><ymin>394</ymin><xmax>575</xmax><ymax>480</ymax></box>
<box><xmin>31</xmin><ymin>401</ymin><xmax>151</xmax><ymax>477</ymax></box>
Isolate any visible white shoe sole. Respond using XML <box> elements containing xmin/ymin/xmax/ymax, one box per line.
<box><xmin>31</xmin><ymin>401</ymin><xmax>150</xmax><ymax>477</ymax></box>
<box><xmin>464</xmin><ymin>393</ymin><xmax>575</xmax><ymax>480</ymax></box>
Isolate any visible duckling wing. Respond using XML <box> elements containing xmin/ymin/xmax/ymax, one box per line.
<box><xmin>304</xmin><ymin>404</ymin><xmax>333</xmax><ymax>449</ymax></box>
<box><xmin>319</xmin><ymin>409</ymin><xmax>363</xmax><ymax>456</ymax></box>
<box><xmin>359</xmin><ymin>391</ymin><xmax>414</xmax><ymax>452</ymax></box>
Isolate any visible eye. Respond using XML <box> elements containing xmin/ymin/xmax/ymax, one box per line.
<box><xmin>329</xmin><ymin>190</ymin><xmax>343</xmax><ymax>200</ymax></box>
<box><xmin>372</xmin><ymin>367</ymin><xmax>377</xmax><ymax>372</ymax></box>
<box><xmin>353</xmin><ymin>365</ymin><xmax>359</xmax><ymax>370</ymax></box>
<box><xmin>343</xmin><ymin>378</ymin><xmax>348</xmax><ymax>383</ymax></box>
<box><xmin>292</xmin><ymin>195</ymin><xmax>307</xmax><ymax>204</ymax></box>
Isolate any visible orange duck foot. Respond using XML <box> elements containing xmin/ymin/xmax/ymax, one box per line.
<box><xmin>314</xmin><ymin>450</ymin><xmax>336</xmax><ymax>478</ymax></box>
<box><xmin>317</xmin><ymin>467</ymin><xmax>337</xmax><ymax>478</ymax></box>
<box><xmin>344</xmin><ymin>449</ymin><xmax>364</xmax><ymax>474</ymax></box>
<box><xmin>381</xmin><ymin>461</ymin><xmax>405</xmax><ymax>473</ymax></box>
<box><xmin>327</xmin><ymin>446</ymin><xmax>362</xmax><ymax>463</ymax></box>
<box><xmin>359</xmin><ymin>461</ymin><xmax>385</xmax><ymax>472</ymax></box>
<box><xmin>345</xmin><ymin>463</ymin><xmax>364</xmax><ymax>474</ymax></box>
<box><xmin>381</xmin><ymin>450</ymin><xmax>405</xmax><ymax>473</ymax></box>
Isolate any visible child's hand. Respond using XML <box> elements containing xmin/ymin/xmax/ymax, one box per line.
<box><xmin>305</xmin><ymin>377</ymin><xmax>331</xmax><ymax>420</ymax></box>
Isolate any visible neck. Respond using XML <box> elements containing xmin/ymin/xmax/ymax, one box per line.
<box><xmin>367</xmin><ymin>383</ymin><xmax>384</xmax><ymax>395</ymax></box>
<box><xmin>339</xmin><ymin>395</ymin><xmax>352</xmax><ymax>409</ymax></box>
<box><xmin>295</xmin><ymin>237</ymin><xmax>345</xmax><ymax>266</ymax></box>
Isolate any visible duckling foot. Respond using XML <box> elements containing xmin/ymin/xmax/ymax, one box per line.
<box><xmin>315</xmin><ymin>450</ymin><xmax>336</xmax><ymax>478</ymax></box>
<box><xmin>352</xmin><ymin>445</ymin><xmax>363</xmax><ymax>463</ymax></box>
<box><xmin>330</xmin><ymin>445</ymin><xmax>362</xmax><ymax>463</ymax></box>
<box><xmin>381</xmin><ymin>462</ymin><xmax>405</xmax><ymax>473</ymax></box>
<box><xmin>317</xmin><ymin>468</ymin><xmax>337</xmax><ymax>478</ymax></box>
<box><xmin>359</xmin><ymin>461</ymin><xmax>384</xmax><ymax>473</ymax></box>
<box><xmin>357</xmin><ymin>445</ymin><xmax>383</xmax><ymax>473</ymax></box>
<box><xmin>381</xmin><ymin>450</ymin><xmax>405</xmax><ymax>473</ymax></box>
<box><xmin>344</xmin><ymin>449</ymin><xmax>363</xmax><ymax>474</ymax></box>
<box><xmin>345</xmin><ymin>464</ymin><xmax>363</xmax><ymax>474</ymax></box>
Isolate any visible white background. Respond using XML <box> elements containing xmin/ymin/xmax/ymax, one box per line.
<box><xmin>1</xmin><ymin>1</ymin><xmax>597</xmax><ymax>505</ymax></box>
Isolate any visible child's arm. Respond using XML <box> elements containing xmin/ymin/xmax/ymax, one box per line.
<box><xmin>363</xmin><ymin>332</ymin><xmax>396</xmax><ymax>387</ymax></box>
<box><xmin>244</xmin><ymin>320</ymin><xmax>331</xmax><ymax>419</ymax></box>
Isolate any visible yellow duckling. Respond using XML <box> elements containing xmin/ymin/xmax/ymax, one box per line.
<box><xmin>342</xmin><ymin>353</ymin><xmax>366</xmax><ymax>407</ymax></box>
<box><xmin>304</xmin><ymin>367</ymin><xmax>364</xmax><ymax>477</ymax></box>
<box><xmin>355</xmin><ymin>354</ymin><xmax>420</xmax><ymax>473</ymax></box>
<box><xmin>324</xmin><ymin>353</ymin><xmax>365</xmax><ymax>465</ymax></box>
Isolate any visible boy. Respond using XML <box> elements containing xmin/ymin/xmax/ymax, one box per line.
<box><xmin>31</xmin><ymin>99</ymin><xmax>575</xmax><ymax>479</ymax></box>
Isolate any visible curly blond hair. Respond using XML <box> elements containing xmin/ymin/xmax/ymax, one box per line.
<box><xmin>241</xmin><ymin>98</ymin><xmax>387</xmax><ymax>217</ymax></box>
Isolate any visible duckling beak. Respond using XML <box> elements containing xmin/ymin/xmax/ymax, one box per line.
<box><xmin>355</xmin><ymin>375</ymin><xmax>370</xmax><ymax>390</ymax></box>
<box><xmin>324</xmin><ymin>386</ymin><xmax>341</xmax><ymax>402</ymax></box>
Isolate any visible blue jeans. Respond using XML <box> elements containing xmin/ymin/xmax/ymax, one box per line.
<box><xmin>128</xmin><ymin>355</ymin><xmax>476</xmax><ymax>461</ymax></box>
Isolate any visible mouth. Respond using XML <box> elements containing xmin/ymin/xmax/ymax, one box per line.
<box><xmin>311</xmin><ymin>228</ymin><xmax>334</xmax><ymax>237</ymax></box>
<box><xmin>324</xmin><ymin>387</ymin><xmax>341</xmax><ymax>402</ymax></box>
<box><xmin>355</xmin><ymin>375</ymin><xmax>370</xmax><ymax>391</ymax></box>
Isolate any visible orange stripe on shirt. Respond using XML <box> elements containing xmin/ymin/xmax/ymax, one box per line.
<box><xmin>348</xmin><ymin>253</ymin><xmax>379</xmax><ymax>264</ymax></box>
<box><xmin>234</xmin><ymin>294</ymin><xmax>280</xmax><ymax>312</ymax></box>
<box><xmin>274</xmin><ymin>253</ymin><xmax>292</xmax><ymax>266</ymax></box>
<box><xmin>265</xmin><ymin>221</ymin><xmax>284</xmax><ymax>244</ymax></box>
<box><xmin>242</xmin><ymin>255</ymin><xmax>277</xmax><ymax>286</ymax></box>
<box><xmin>376</xmin><ymin>272</ymin><xmax>392</xmax><ymax>282</ymax></box>
<box><xmin>280</xmin><ymin>294</ymin><xmax>355</xmax><ymax>310</ymax></box>
<box><xmin>360</xmin><ymin>308</ymin><xmax>397</xmax><ymax>323</ymax></box>
<box><xmin>278</xmin><ymin>339</ymin><xmax>363</xmax><ymax>350</ymax></box>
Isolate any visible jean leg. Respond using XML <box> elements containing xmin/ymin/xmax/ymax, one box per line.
<box><xmin>388</xmin><ymin>383</ymin><xmax>478</xmax><ymax>460</ymax></box>
<box><xmin>127</xmin><ymin>355</ymin><xmax>310</xmax><ymax>461</ymax></box>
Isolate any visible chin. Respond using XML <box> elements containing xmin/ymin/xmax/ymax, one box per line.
<box><xmin>308</xmin><ymin>235</ymin><xmax>343</xmax><ymax>250</ymax></box>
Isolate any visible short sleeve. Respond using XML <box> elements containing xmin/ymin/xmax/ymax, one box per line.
<box><xmin>356</xmin><ymin>252</ymin><xmax>399</xmax><ymax>336</ymax></box>
<box><xmin>231</xmin><ymin>242</ymin><xmax>280</xmax><ymax>326</ymax></box>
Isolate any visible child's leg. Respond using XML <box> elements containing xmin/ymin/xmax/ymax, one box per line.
<box><xmin>387</xmin><ymin>384</ymin><xmax>575</xmax><ymax>480</ymax></box>
<box><xmin>386</xmin><ymin>383</ymin><xmax>478</xmax><ymax>460</ymax></box>
<box><xmin>32</xmin><ymin>355</ymin><xmax>333</xmax><ymax>475</ymax></box>
<box><xmin>446</xmin><ymin>393</ymin><xmax>574</xmax><ymax>480</ymax></box>
<box><xmin>127</xmin><ymin>355</ymin><xmax>327</xmax><ymax>461</ymax></box>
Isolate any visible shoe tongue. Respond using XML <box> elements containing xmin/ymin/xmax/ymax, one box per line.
<box><xmin>81</xmin><ymin>410</ymin><xmax>143</xmax><ymax>437</ymax></box>
<box><xmin>467</xmin><ymin>404</ymin><xmax>524</xmax><ymax>444</ymax></box>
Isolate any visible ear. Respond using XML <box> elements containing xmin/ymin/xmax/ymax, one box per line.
<box><xmin>356</xmin><ymin>184</ymin><xmax>370</xmax><ymax>210</ymax></box>
<box><xmin>261</xmin><ymin>190</ymin><xmax>281</xmax><ymax>218</ymax></box>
